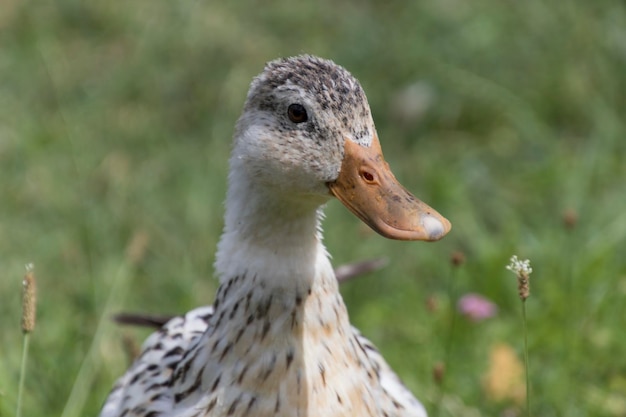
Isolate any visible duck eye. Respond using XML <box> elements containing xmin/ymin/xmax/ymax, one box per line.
<box><xmin>287</xmin><ymin>104</ymin><xmax>308</xmax><ymax>123</ymax></box>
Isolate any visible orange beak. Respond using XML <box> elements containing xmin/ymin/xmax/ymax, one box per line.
<box><xmin>328</xmin><ymin>135</ymin><xmax>451</xmax><ymax>241</ymax></box>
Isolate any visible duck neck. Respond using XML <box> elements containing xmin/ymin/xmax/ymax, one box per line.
<box><xmin>214</xmin><ymin>164</ymin><xmax>334</xmax><ymax>296</ymax></box>
<box><xmin>175</xmin><ymin>164</ymin><xmax>378</xmax><ymax>415</ymax></box>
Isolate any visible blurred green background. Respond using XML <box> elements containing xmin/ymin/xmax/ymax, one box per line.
<box><xmin>1</xmin><ymin>0</ymin><xmax>625</xmax><ymax>416</ymax></box>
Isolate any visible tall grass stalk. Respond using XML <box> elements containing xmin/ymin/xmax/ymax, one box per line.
<box><xmin>17</xmin><ymin>264</ymin><xmax>37</xmax><ymax>417</ymax></box>
<box><xmin>16</xmin><ymin>335</ymin><xmax>30</xmax><ymax>417</ymax></box>
<box><xmin>61</xmin><ymin>263</ymin><xmax>130</xmax><ymax>417</ymax></box>
<box><xmin>507</xmin><ymin>255</ymin><xmax>532</xmax><ymax>417</ymax></box>
<box><xmin>521</xmin><ymin>300</ymin><xmax>530</xmax><ymax>417</ymax></box>
<box><xmin>433</xmin><ymin>251</ymin><xmax>465</xmax><ymax>417</ymax></box>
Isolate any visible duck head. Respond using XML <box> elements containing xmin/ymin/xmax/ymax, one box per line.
<box><xmin>232</xmin><ymin>55</ymin><xmax>450</xmax><ymax>241</ymax></box>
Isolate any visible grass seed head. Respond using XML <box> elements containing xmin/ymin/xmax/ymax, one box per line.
<box><xmin>563</xmin><ymin>208</ymin><xmax>578</xmax><ymax>230</ymax></box>
<box><xmin>432</xmin><ymin>361</ymin><xmax>446</xmax><ymax>386</ymax></box>
<box><xmin>506</xmin><ymin>255</ymin><xmax>532</xmax><ymax>301</ymax></box>
<box><xmin>22</xmin><ymin>263</ymin><xmax>37</xmax><ymax>334</ymax></box>
<box><xmin>450</xmin><ymin>251</ymin><xmax>466</xmax><ymax>267</ymax></box>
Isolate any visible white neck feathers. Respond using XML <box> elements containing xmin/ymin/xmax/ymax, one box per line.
<box><xmin>214</xmin><ymin>157</ymin><xmax>333</xmax><ymax>293</ymax></box>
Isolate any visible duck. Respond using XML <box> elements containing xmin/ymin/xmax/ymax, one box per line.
<box><xmin>99</xmin><ymin>55</ymin><xmax>451</xmax><ymax>417</ymax></box>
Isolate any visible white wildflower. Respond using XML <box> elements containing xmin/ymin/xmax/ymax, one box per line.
<box><xmin>506</xmin><ymin>255</ymin><xmax>532</xmax><ymax>276</ymax></box>
<box><xmin>507</xmin><ymin>255</ymin><xmax>532</xmax><ymax>301</ymax></box>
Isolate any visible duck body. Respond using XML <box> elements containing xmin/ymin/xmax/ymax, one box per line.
<box><xmin>99</xmin><ymin>56</ymin><xmax>450</xmax><ymax>417</ymax></box>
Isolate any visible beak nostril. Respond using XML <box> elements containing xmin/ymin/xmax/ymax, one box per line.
<box><xmin>360</xmin><ymin>170</ymin><xmax>375</xmax><ymax>183</ymax></box>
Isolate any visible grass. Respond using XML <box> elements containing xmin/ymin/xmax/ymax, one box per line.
<box><xmin>16</xmin><ymin>263</ymin><xmax>36</xmax><ymax>417</ymax></box>
<box><xmin>1</xmin><ymin>0</ymin><xmax>625</xmax><ymax>416</ymax></box>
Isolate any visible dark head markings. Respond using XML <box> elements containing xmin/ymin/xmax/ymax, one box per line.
<box><xmin>249</xmin><ymin>55</ymin><xmax>372</xmax><ymax>138</ymax></box>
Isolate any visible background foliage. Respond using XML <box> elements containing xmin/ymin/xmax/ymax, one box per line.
<box><xmin>1</xmin><ymin>0</ymin><xmax>625</xmax><ymax>416</ymax></box>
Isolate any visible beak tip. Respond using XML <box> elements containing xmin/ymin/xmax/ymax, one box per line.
<box><xmin>421</xmin><ymin>214</ymin><xmax>451</xmax><ymax>241</ymax></box>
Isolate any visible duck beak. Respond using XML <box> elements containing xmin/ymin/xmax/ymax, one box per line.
<box><xmin>328</xmin><ymin>135</ymin><xmax>451</xmax><ymax>241</ymax></box>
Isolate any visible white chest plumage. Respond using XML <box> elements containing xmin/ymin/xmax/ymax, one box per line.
<box><xmin>171</xmin><ymin>264</ymin><xmax>381</xmax><ymax>416</ymax></box>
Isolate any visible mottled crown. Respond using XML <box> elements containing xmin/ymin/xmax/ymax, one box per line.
<box><xmin>245</xmin><ymin>55</ymin><xmax>374</xmax><ymax>145</ymax></box>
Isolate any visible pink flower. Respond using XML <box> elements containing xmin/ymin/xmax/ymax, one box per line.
<box><xmin>457</xmin><ymin>293</ymin><xmax>498</xmax><ymax>322</ymax></box>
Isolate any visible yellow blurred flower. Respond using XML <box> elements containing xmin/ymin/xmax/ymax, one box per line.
<box><xmin>482</xmin><ymin>343</ymin><xmax>526</xmax><ymax>405</ymax></box>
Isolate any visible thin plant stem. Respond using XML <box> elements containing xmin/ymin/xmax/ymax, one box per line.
<box><xmin>16</xmin><ymin>333</ymin><xmax>30</xmax><ymax>417</ymax></box>
<box><xmin>433</xmin><ymin>254</ymin><xmax>464</xmax><ymax>417</ymax></box>
<box><xmin>61</xmin><ymin>263</ymin><xmax>129</xmax><ymax>417</ymax></box>
<box><xmin>507</xmin><ymin>255</ymin><xmax>532</xmax><ymax>417</ymax></box>
<box><xmin>522</xmin><ymin>300</ymin><xmax>530</xmax><ymax>417</ymax></box>
<box><xmin>433</xmin><ymin>315</ymin><xmax>455</xmax><ymax>416</ymax></box>
<box><xmin>435</xmin><ymin>303</ymin><xmax>458</xmax><ymax>417</ymax></box>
